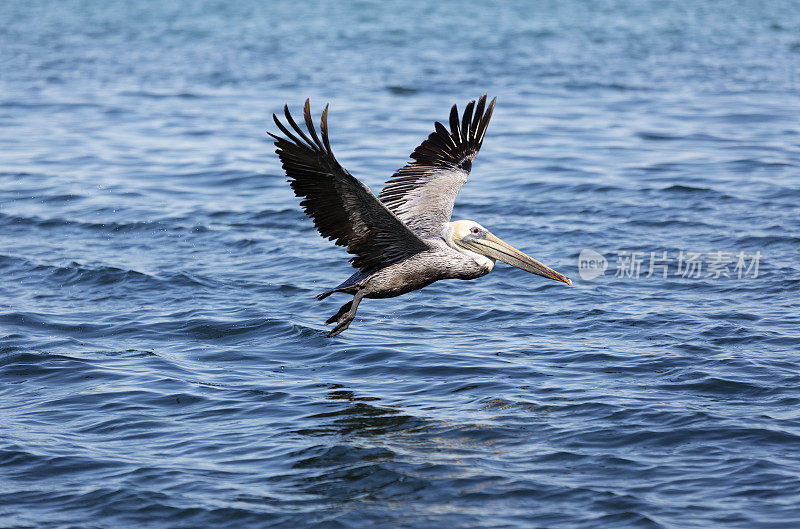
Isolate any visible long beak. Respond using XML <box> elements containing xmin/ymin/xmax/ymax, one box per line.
<box><xmin>460</xmin><ymin>232</ymin><xmax>572</xmax><ymax>285</ymax></box>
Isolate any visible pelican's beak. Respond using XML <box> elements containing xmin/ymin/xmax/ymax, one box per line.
<box><xmin>461</xmin><ymin>232</ymin><xmax>572</xmax><ymax>285</ymax></box>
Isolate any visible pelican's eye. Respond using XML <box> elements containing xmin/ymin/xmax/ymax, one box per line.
<box><xmin>470</xmin><ymin>227</ymin><xmax>480</xmax><ymax>235</ymax></box>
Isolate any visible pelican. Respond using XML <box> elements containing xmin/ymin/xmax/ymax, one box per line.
<box><xmin>269</xmin><ymin>94</ymin><xmax>571</xmax><ymax>337</ymax></box>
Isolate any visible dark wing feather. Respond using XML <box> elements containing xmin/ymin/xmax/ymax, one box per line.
<box><xmin>378</xmin><ymin>94</ymin><xmax>496</xmax><ymax>237</ymax></box>
<box><xmin>269</xmin><ymin>100</ymin><xmax>430</xmax><ymax>272</ymax></box>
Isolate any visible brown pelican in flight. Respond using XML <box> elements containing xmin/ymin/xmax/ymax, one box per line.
<box><xmin>269</xmin><ymin>94</ymin><xmax>571</xmax><ymax>337</ymax></box>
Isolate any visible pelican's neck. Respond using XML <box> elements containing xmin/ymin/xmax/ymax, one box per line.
<box><xmin>442</xmin><ymin>223</ymin><xmax>495</xmax><ymax>272</ymax></box>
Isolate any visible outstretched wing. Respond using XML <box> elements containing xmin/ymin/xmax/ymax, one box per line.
<box><xmin>378</xmin><ymin>94</ymin><xmax>496</xmax><ymax>238</ymax></box>
<box><xmin>269</xmin><ymin>100</ymin><xmax>430</xmax><ymax>273</ymax></box>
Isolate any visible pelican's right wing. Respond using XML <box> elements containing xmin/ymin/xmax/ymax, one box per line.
<box><xmin>378</xmin><ymin>94</ymin><xmax>496</xmax><ymax>238</ymax></box>
<box><xmin>269</xmin><ymin>101</ymin><xmax>430</xmax><ymax>273</ymax></box>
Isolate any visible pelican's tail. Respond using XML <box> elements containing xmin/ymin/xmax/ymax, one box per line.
<box><xmin>316</xmin><ymin>290</ymin><xmax>336</xmax><ymax>301</ymax></box>
<box><xmin>316</xmin><ymin>269</ymin><xmax>371</xmax><ymax>301</ymax></box>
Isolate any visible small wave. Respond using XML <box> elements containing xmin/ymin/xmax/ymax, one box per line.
<box><xmin>140</xmin><ymin>315</ymin><xmax>323</xmax><ymax>343</ymax></box>
<box><xmin>0</xmin><ymin>254</ymin><xmax>217</xmax><ymax>292</ymax></box>
<box><xmin>662</xmin><ymin>184</ymin><xmax>714</xmax><ymax>193</ymax></box>
<box><xmin>736</xmin><ymin>234</ymin><xmax>800</xmax><ymax>246</ymax></box>
<box><xmin>712</xmin><ymin>112</ymin><xmax>785</xmax><ymax>124</ymax></box>
<box><xmin>0</xmin><ymin>312</ymin><xmax>111</xmax><ymax>340</ymax></box>
<box><xmin>629</xmin><ymin>217</ymin><xmax>717</xmax><ymax>228</ymax></box>
<box><xmin>562</xmin><ymin>80</ymin><xmax>652</xmax><ymax>92</ymax></box>
<box><xmin>658</xmin><ymin>376</ymin><xmax>777</xmax><ymax>398</ymax></box>
<box><xmin>722</xmin><ymin>159</ymin><xmax>796</xmax><ymax>175</ymax></box>
<box><xmin>173</xmin><ymin>169</ymin><xmax>262</xmax><ymax>187</ymax></box>
<box><xmin>0</xmin><ymin>212</ymin><xmax>176</xmax><ymax>233</ymax></box>
<box><xmin>41</xmin><ymin>193</ymin><xmax>85</xmax><ymax>204</ymax></box>
<box><xmin>289</xmin><ymin>444</ymin><xmax>396</xmax><ymax>469</ymax></box>
<box><xmin>118</xmin><ymin>90</ymin><xmax>205</xmax><ymax>99</ymax></box>
<box><xmin>637</xmin><ymin>131</ymin><xmax>682</xmax><ymax>141</ymax></box>
<box><xmin>386</xmin><ymin>85</ymin><xmax>418</xmax><ymax>95</ymax></box>
<box><xmin>0</xmin><ymin>100</ymin><xmax>103</xmax><ymax>110</ymax></box>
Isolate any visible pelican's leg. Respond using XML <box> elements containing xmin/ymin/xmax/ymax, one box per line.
<box><xmin>326</xmin><ymin>290</ymin><xmax>365</xmax><ymax>337</ymax></box>
<box><xmin>325</xmin><ymin>300</ymin><xmax>352</xmax><ymax>324</ymax></box>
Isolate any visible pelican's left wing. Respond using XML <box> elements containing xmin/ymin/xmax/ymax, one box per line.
<box><xmin>378</xmin><ymin>94</ymin><xmax>496</xmax><ymax>238</ymax></box>
<box><xmin>269</xmin><ymin>101</ymin><xmax>430</xmax><ymax>273</ymax></box>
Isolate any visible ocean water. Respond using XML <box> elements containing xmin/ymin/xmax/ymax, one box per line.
<box><xmin>2</xmin><ymin>1</ymin><xmax>800</xmax><ymax>527</ymax></box>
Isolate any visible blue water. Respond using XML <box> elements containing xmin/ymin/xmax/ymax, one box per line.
<box><xmin>2</xmin><ymin>1</ymin><xmax>800</xmax><ymax>527</ymax></box>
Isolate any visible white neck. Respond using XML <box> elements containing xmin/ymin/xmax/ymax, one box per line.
<box><xmin>442</xmin><ymin>224</ymin><xmax>496</xmax><ymax>271</ymax></box>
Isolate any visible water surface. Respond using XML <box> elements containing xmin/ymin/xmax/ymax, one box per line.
<box><xmin>2</xmin><ymin>1</ymin><xmax>800</xmax><ymax>528</ymax></box>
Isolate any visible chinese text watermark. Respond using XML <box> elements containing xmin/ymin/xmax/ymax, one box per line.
<box><xmin>578</xmin><ymin>249</ymin><xmax>762</xmax><ymax>281</ymax></box>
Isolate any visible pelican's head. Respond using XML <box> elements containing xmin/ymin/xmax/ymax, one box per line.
<box><xmin>447</xmin><ymin>220</ymin><xmax>572</xmax><ymax>285</ymax></box>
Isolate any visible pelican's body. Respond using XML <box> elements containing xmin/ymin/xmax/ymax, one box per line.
<box><xmin>321</xmin><ymin>235</ymin><xmax>490</xmax><ymax>297</ymax></box>
<box><xmin>269</xmin><ymin>95</ymin><xmax>571</xmax><ymax>336</ymax></box>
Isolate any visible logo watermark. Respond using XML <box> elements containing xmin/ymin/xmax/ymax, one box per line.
<box><xmin>578</xmin><ymin>249</ymin><xmax>762</xmax><ymax>280</ymax></box>
<box><xmin>578</xmin><ymin>248</ymin><xmax>608</xmax><ymax>280</ymax></box>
